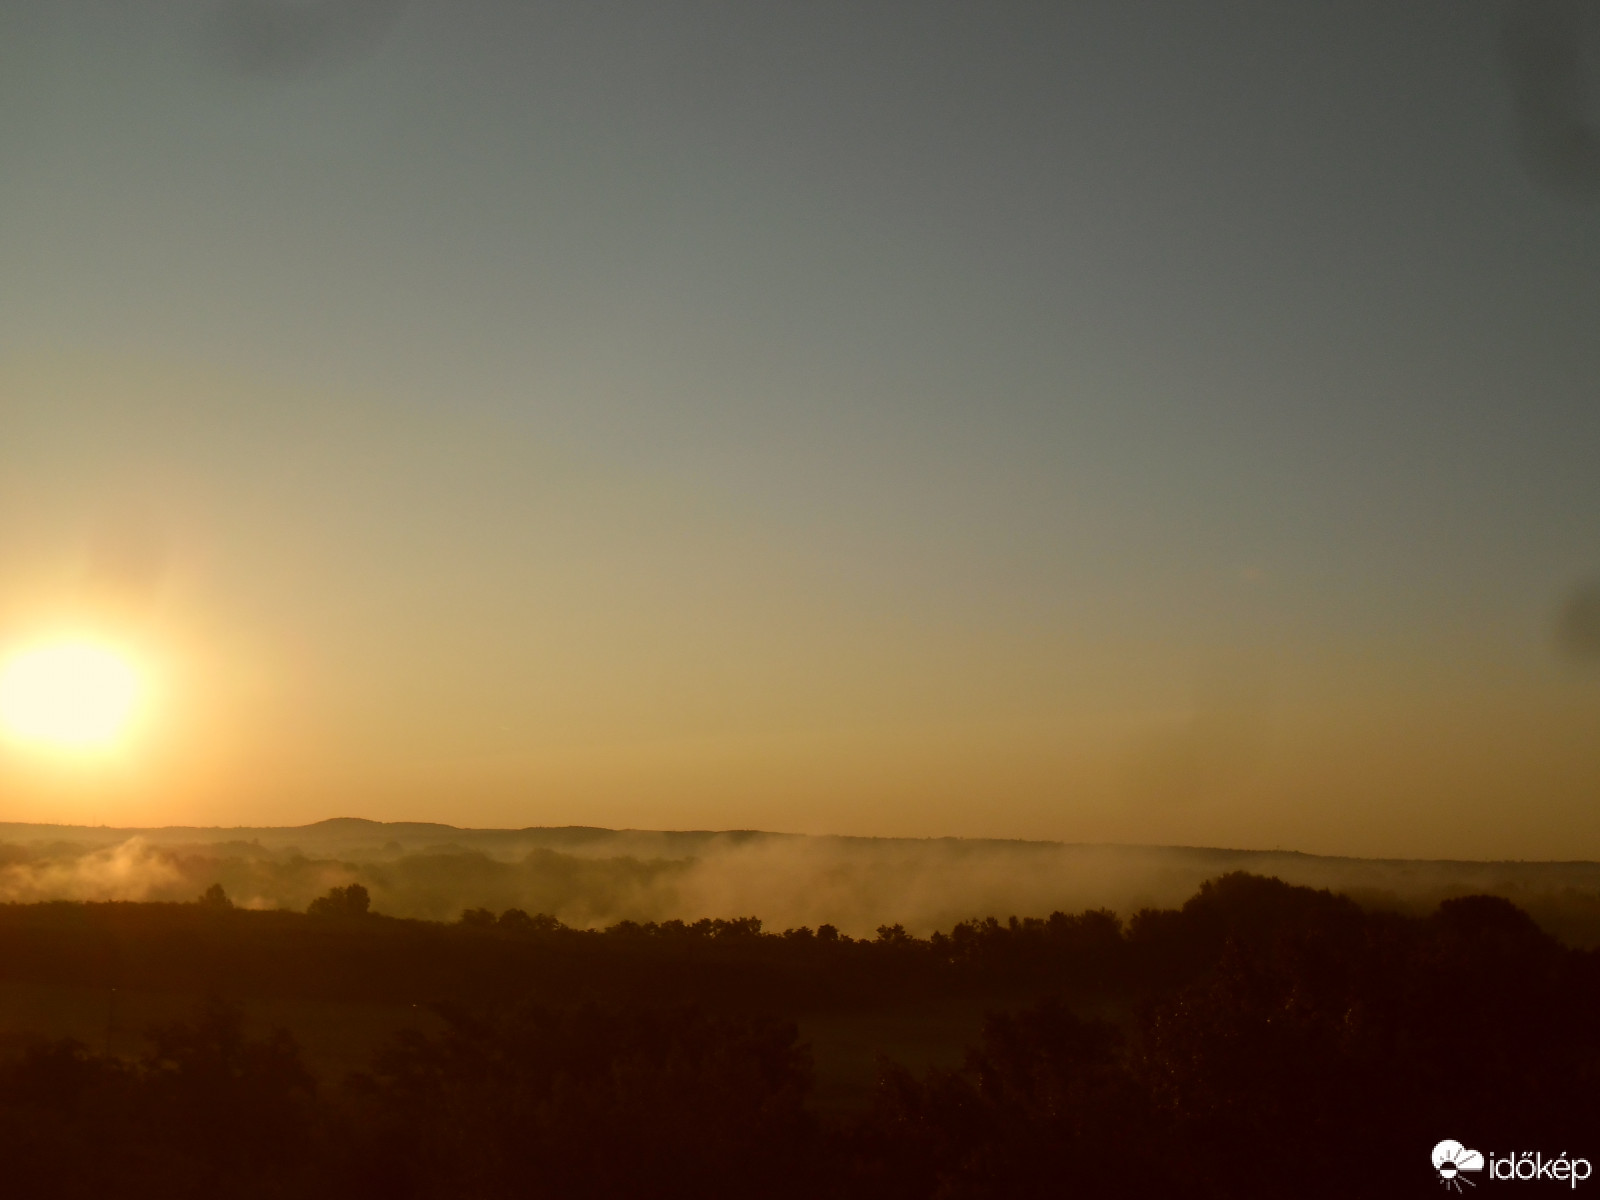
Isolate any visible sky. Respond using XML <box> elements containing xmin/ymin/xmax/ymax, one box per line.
<box><xmin>1</xmin><ymin>1</ymin><xmax>1598</xmax><ymax>858</ymax></box>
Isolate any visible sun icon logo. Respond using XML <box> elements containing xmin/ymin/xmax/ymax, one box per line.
<box><xmin>1432</xmin><ymin>1141</ymin><xmax>1485</xmax><ymax>1191</ymax></box>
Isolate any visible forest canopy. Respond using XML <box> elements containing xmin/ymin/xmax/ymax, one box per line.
<box><xmin>0</xmin><ymin>872</ymin><xmax>1594</xmax><ymax>1198</ymax></box>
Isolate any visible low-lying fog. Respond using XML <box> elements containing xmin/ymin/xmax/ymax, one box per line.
<box><xmin>2</xmin><ymin>818</ymin><xmax>1598</xmax><ymax>946</ymax></box>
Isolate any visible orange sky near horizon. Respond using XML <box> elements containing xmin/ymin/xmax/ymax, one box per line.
<box><xmin>2</xmin><ymin>356</ymin><xmax>1598</xmax><ymax>860</ymax></box>
<box><xmin>2</xmin><ymin>6</ymin><xmax>1599</xmax><ymax>860</ymax></box>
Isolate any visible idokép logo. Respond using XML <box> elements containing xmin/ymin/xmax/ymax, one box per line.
<box><xmin>1435</xmin><ymin>1142</ymin><xmax>1485</xmax><ymax>1191</ymax></box>
<box><xmin>1433</xmin><ymin>1140</ymin><xmax>1594</xmax><ymax>1190</ymax></box>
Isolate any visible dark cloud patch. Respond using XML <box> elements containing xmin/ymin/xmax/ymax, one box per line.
<box><xmin>1556</xmin><ymin>580</ymin><xmax>1600</xmax><ymax>661</ymax></box>
<box><xmin>209</xmin><ymin>0</ymin><xmax>408</xmax><ymax>79</ymax></box>
<box><xmin>1503</xmin><ymin>0</ymin><xmax>1600</xmax><ymax>202</ymax></box>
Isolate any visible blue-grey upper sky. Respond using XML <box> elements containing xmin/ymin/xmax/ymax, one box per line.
<box><xmin>1</xmin><ymin>1</ymin><xmax>1598</xmax><ymax>856</ymax></box>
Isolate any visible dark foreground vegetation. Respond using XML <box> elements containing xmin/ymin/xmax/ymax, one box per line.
<box><xmin>0</xmin><ymin>874</ymin><xmax>1596</xmax><ymax>1198</ymax></box>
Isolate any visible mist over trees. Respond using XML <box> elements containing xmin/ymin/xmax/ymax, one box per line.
<box><xmin>0</xmin><ymin>872</ymin><xmax>1595</xmax><ymax>1198</ymax></box>
<box><xmin>3</xmin><ymin>819</ymin><xmax>1600</xmax><ymax>945</ymax></box>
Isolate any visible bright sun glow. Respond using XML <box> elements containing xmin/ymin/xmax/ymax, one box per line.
<box><xmin>0</xmin><ymin>640</ymin><xmax>144</xmax><ymax>752</ymax></box>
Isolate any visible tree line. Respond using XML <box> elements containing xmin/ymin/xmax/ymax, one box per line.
<box><xmin>0</xmin><ymin>872</ymin><xmax>1595</xmax><ymax>1198</ymax></box>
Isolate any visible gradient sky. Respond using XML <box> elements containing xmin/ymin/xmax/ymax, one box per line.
<box><xmin>2</xmin><ymin>1</ymin><xmax>1599</xmax><ymax>857</ymax></box>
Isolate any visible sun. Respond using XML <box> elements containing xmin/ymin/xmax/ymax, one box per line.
<box><xmin>0</xmin><ymin>640</ymin><xmax>145</xmax><ymax>752</ymax></box>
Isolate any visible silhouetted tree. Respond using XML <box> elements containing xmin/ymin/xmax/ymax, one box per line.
<box><xmin>854</xmin><ymin>999</ymin><xmax>1166</xmax><ymax>1199</ymax></box>
<box><xmin>142</xmin><ymin>997</ymin><xmax>317</xmax><ymax>1187</ymax></box>
<box><xmin>0</xmin><ymin>873</ymin><xmax>1594</xmax><ymax>1198</ymax></box>
<box><xmin>308</xmin><ymin>883</ymin><xmax>370</xmax><ymax>918</ymax></box>
<box><xmin>345</xmin><ymin>1001</ymin><xmax>820</xmax><ymax>1200</ymax></box>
